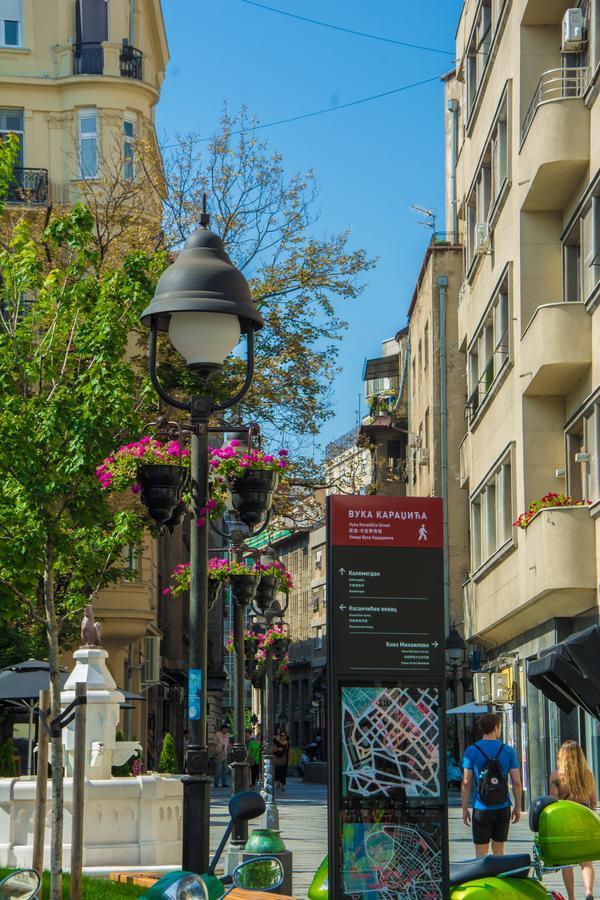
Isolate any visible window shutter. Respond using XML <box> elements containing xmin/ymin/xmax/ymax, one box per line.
<box><xmin>81</xmin><ymin>0</ymin><xmax>108</xmax><ymax>43</ymax></box>
<box><xmin>0</xmin><ymin>0</ymin><xmax>22</xmax><ymax>20</ymax></box>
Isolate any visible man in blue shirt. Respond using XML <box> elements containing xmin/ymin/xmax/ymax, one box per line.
<box><xmin>462</xmin><ymin>712</ymin><xmax>522</xmax><ymax>857</ymax></box>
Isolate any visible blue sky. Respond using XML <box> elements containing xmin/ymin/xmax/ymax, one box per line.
<box><xmin>156</xmin><ymin>0</ymin><xmax>463</xmax><ymax>452</ymax></box>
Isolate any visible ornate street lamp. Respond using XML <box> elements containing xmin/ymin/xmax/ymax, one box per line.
<box><xmin>140</xmin><ymin>214</ymin><xmax>264</xmax><ymax>874</ymax></box>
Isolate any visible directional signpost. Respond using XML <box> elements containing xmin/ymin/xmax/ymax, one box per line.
<box><xmin>326</xmin><ymin>495</ymin><xmax>449</xmax><ymax>899</ymax></box>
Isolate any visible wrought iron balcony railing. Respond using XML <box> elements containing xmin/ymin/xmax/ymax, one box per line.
<box><xmin>73</xmin><ymin>42</ymin><xmax>104</xmax><ymax>75</ymax></box>
<box><xmin>120</xmin><ymin>45</ymin><xmax>143</xmax><ymax>80</ymax></box>
<box><xmin>7</xmin><ymin>168</ymin><xmax>49</xmax><ymax>204</ymax></box>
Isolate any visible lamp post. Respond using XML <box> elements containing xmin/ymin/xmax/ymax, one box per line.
<box><xmin>446</xmin><ymin>626</ymin><xmax>467</xmax><ymax>763</ymax></box>
<box><xmin>140</xmin><ymin>215</ymin><xmax>264</xmax><ymax>874</ymax></box>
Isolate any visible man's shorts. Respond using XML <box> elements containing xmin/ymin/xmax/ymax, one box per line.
<box><xmin>472</xmin><ymin>806</ymin><xmax>511</xmax><ymax>844</ymax></box>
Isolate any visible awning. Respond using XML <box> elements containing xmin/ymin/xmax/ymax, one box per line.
<box><xmin>362</xmin><ymin>355</ymin><xmax>398</xmax><ymax>382</ymax></box>
<box><xmin>527</xmin><ymin>625</ymin><xmax>600</xmax><ymax>719</ymax></box>
<box><xmin>447</xmin><ymin>702</ymin><xmax>488</xmax><ymax>715</ymax></box>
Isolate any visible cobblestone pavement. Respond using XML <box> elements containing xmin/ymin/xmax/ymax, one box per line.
<box><xmin>211</xmin><ymin>780</ymin><xmax>591</xmax><ymax>898</ymax></box>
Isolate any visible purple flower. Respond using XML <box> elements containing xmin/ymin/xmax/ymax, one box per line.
<box><xmin>162</xmin><ymin>588</ymin><xmax>171</xmax><ymax>596</ymax></box>
<box><xmin>131</xmin><ymin>483</ymin><xmax>141</xmax><ymax>494</ymax></box>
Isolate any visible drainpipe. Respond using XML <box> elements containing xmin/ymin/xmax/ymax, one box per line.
<box><xmin>447</xmin><ymin>100</ymin><xmax>459</xmax><ymax>243</ymax></box>
<box><xmin>438</xmin><ymin>275</ymin><xmax>450</xmax><ymax>642</ymax></box>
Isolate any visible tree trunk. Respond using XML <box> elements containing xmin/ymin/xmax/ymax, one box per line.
<box><xmin>44</xmin><ymin>544</ymin><xmax>64</xmax><ymax>900</ymax></box>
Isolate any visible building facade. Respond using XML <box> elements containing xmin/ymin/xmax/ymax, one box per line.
<box><xmin>1</xmin><ymin>0</ymin><xmax>169</xmax><ymax>757</ymax></box>
<box><xmin>451</xmin><ymin>0</ymin><xmax>600</xmax><ymax>804</ymax></box>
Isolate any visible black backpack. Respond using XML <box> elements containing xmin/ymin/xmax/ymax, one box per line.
<box><xmin>475</xmin><ymin>742</ymin><xmax>510</xmax><ymax>806</ymax></box>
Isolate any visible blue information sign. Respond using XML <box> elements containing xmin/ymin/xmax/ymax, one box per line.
<box><xmin>188</xmin><ymin>668</ymin><xmax>202</xmax><ymax>721</ymax></box>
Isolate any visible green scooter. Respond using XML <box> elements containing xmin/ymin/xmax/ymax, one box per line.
<box><xmin>141</xmin><ymin>791</ymin><xmax>284</xmax><ymax>900</ymax></box>
<box><xmin>308</xmin><ymin>797</ymin><xmax>600</xmax><ymax>898</ymax></box>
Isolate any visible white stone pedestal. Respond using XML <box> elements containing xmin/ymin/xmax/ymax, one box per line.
<box><xmin>0</xmin><ymin>774</ymin><xmax>182</xmax><ymax>867</ymax></box>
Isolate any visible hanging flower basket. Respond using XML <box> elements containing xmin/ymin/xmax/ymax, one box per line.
<box><xmin>226</xmin><ymin>626</ymin><xmax>289</xmax><ymax>685</ymax></box>
<box><xmin>96</xmin><ymin>437</ymin><xmax>190</xmax><ymax>526</ymax></box>
<box><xmin>253</xmin><ymin>575</ymin><xmax>280</xmax><ymax>614</ymax></box>
<box><xmin>207</xmin><ymin>441</ymin><xmax>290</xmax><ymax>525</ymax></box>
<box><xmin>230</xmin><ymin>469</ymin><xmax>280</xmax><ymax>527</ymax></box>
<box><xmin>138</xmin><ymin>464</ymin><xmax>189</xmax><ymax>525</ymax></box>
<box><xmin>230</xmin><ymin>571</ymin><xmax>261</xmax><ymax>606</ymax></box>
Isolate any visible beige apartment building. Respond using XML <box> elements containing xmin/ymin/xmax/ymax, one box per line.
<box><xmin>405</xmin><ymin>241</ymin><xmax>470</xmax><ymax>731</ymax></box>
<box><xmin>1</xmin><ymin>0</ymin><xmax>169</xmax><ymax>747</ymax></box>
<box><xmin>451</xmin><ymin>0</ymin><xmax>600</xmax><ymax>802</ymax></box>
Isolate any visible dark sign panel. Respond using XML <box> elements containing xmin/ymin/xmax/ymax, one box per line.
<box><xmin>327</xmin><ymin>495</ymin><xmax>448</xmax><ymax>900</ymax></box>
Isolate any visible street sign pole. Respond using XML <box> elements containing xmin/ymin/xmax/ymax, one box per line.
<box><xmin>326</xmin><ymin>495</ymin><xmax>449</xmax><ymax>899</ymax></box>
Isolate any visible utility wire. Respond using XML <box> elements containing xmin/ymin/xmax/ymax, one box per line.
<box><xmin>237</xmin><ymin>0</ymin><xmax>456</xmax><ymax>56</ymax></box>
<box><xmin>161</xmin><ymin>74</ymin><xmax>443</xmax><ymax>150</ymax></box>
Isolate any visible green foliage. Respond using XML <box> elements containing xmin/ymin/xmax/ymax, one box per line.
<box><xmin>0</xmin><ymin>739</ymin><xmax>17</xmax><ymax>777</ymax></box>
<box><xmin>0</xmin><ymin>135</ymin><xmax>162</xmax><ymax>642</ymax></box>
<box><xmin>157</xmin><ymin>732</ymin><xmax>179</xmax><ymax>775</ymax></box>
<box><xmin>0</xmin><ymin>869</ymin><xmax>141</xmax><ymax>898</ymax></box>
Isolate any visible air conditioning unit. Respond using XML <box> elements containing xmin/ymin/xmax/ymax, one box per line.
<box><xmin>473</xmin><ymin>672</ymin><xmax>492</xmax><ymax>705</ymax></box>
<box><xmin>475</xmin><ymin>223</ymin><xmax>491</xmax><ymax>255</ymax></box>
<box><xmin>562</xmin><ymin>8</ymin><xmax>586</xmax><ymax>51</ymax></box>
<box><xmin>408</xmin><ymin>432</ymin><xmax>419</xmax><ymax>448</ymax></box>
<box><xmin>417</xmin><ymin>447</ymin><xmax>429</xmax><ymax>466</ymax></box>
<box><xmin>491</xmin><ymin>671</ymin><xmax>513</xmax><ymax>704</ymax></box>
<box><xmin>142</xmin><ymin>636</ymin><xmax>161</xmax><ymax>685</ymax></box>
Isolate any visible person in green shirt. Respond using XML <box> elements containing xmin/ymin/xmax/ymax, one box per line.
<box><xmin>246</xmin><ymin>729</ymin><xmax>261</xmax><ymax>786</ymax></box>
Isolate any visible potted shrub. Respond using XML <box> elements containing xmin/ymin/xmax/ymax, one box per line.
<box><xmin>97</xmin><ymin>437</ymin><xmax>190</xmax><ymax>526</ymax></box>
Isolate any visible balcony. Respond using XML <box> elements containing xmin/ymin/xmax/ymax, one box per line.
<box><xmin>524</xmin><ymin>506</ymin><xmax>596</xmax><ymax>620</ymax></box>
<box><xmin>6</xmin><ymin>168</ymin><xmax>48</xmax><ymax>204</ymax></box>
<box><xmin>467</xmin><ymin>506</ymin><xmax>595</xmax><ymax>643</ymax></box>
<box><xmin>521</xmin><ymin>302</ymin><xmax>591</xmax><ymax>395</ymax></box>
<box><xmin>521</xmin><ymin>0</ymin><xmax>571</xmax><ymax>25</ymax></box>
<box><xmin>520</xmin><ymin>68</ymin><xmax>590</xmax><ymax>211</ymax></box>
<box><xmin>73</xmin><ymin>42</ymin><xmax>143</xmax><ymax>80</ymax></box>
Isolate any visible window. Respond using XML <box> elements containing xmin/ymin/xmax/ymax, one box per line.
<box><xmin>423</xmin><ymin>321</ymin><xmax>429</xmax><ymax>369</ymax></box>
<box><xmin>122</xmin><ymin>544</ymin><xmax>141</xmax><ymax>582</ymax></box>
<box><xmin>314</xmin><ymin>626</ymin><xmax>323</xmax><ymax>652</ymax></box>
<box><xmin>124</xmin><ymin>116</ymin><xmax>135</xmax><ymax>180</ymax></box>
<box><xmin>418</xmin><ymin>339</ymin><xmax>422</xmax><ymax>376</ymax></box>
<box><xmin>424</xmin><ymin>408</ymin><xmax>430</xmax><ymax>448</ymax></box>
<box><xmin>312</xmin><ymin>591</ymin><xmax>320</xmax><ymax>612</ymax></box>
<box><xmin>465</xmin><ymin>92</ymin><xmax>508</xmax><ymax>268</ymax></box>
<box><xmin>411</xmin><ymin>357</ymin><xmax>416</xmax><ymax>393</ymax></box>
<box><xmin>467</xmin><ymin>274</ymin><xmax>509</xmax><ymax>420</ymax></box>
<box><xmin>567</xmin><ymin>401</ymin><xmax>600</xmax><ymax>502</ymax></box>
<box><xmin>563</xmin><ymin>191</ymin><xmax>600</xmax><ymax>303</ymax></box>
<box><xmin>78</xmin><ymin>109</ymin><xmax>98</xmax><ymax>179</ymax></box>
<box><xmin>470</xmin><ymin>450</ymin><xmax>512</xmax><ymax>571</ymax></box>
<box><xmin>0</xmin><ymin>0</ymin><xmax>21</xmax><ymax>47</ymax></box>
<box><xmin>365</xmin><ymin>375</ymin><xmax>398</xmax><ymax>398</ymax></box>
<box><xmin>466</xmin><ymin>0</ymin><xmax>492</xmax><ymax>113</ymax></box>
<box><xmin>0</xmin><ymin>108</ymin><xmax>23</xmax><ymax>165</ymax></box>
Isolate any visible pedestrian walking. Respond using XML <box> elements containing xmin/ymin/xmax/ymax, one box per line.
<box><xmin>461</xmin><ymin>712</ymin><xmax>522</xmax><ymax>857</ymax></box>
<box><xmin>550</xmin><ymin>739</ymin><xmax>598</xmax><ymax>900</ymax></box>
<box><xmin>273</xmin><ymin>726</ymin><xmax>289</xmax><ymax>792</ymax></box>
<box><xmin>213</xmin><ymin>723</ymin><xmax>230</xmax><ymax>789</ymax></box>
<box><xmin>246</xmin><ymin>729</ymin><xmax>261</xmax><ymax>787</ymax></box>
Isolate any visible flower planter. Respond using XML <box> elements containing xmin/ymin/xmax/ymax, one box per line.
<box><xmin>229</xmin><ymin>572</ymin><xmax>261</xmax><ymax>606</ymax></box>
<box><xmin>138</xmin><ymin>465</ymin><xmax>188</xmax><ymax>525</ymax></box>
<box><xmin>230</xmin><ymin>469</ymin><xmax>280</xmax><ymax>527</ymax></box>
<box><xmin>253</xmin><ymin>575</ymin><xmax>281</xmax><ymax>614</ymax></box>
<box><xmin>208</xmin><ymin>579</ymin><xmax>222</xmax><ymax>610</ymax></box>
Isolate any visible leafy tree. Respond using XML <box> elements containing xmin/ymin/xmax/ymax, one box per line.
<box><xmin>0</xmin><ymin>738</ymin><xmax>17</xmax><ymax>777</ymax></box>
<box><xmin>139</xmin><ymin>108</ymin><xmax>374</xmax><ymax>447</ymax></box>
<box><xmin>158</xmin><ymin>732</ymin><xmax>179</xmax><ymax>775</ymax></box>
<box><xmin>0</xmin><ymin>138</ymin><xmax>161</xmax><ymax>899</ymax></box>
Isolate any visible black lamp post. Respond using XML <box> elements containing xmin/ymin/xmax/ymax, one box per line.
<box><xmin>446</xmin><ymin>626</ymin><xmax>467</xmax><ymax>763</ymax></box>
<box><xmin>140</xmin><ymin>215</ymin><xmax>264</xmax><ymax>874</ymax></box>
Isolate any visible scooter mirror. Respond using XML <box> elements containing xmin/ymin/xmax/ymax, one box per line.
<box><xmin>0</xmin><ymin>869</ymin><xmax>40</xmax><ymax>898</ymax></box>
<box><xmin>228</xmin><ymin>790</ymin><xmax>266</xmax><ymax>822</ymax></box>
<box><xmin>233</xmin><ymin>857</ymin><xmax>284</xmax><ymax>891</ymax></box>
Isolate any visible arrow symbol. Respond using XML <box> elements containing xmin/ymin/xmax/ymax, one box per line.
<box><xmin>431</xmin><ymin>641</ymin><xmax>439</xmax><ymax>648</ymax></box>
<box><xmin>339</xmin><ymin>567</ymin><xmax>346</xmax><ymax>575</ymax></box>
<box><xmin>339</xmin><ymin>604</ymin><xmax>347</xmax><ymax>611</ymax></box>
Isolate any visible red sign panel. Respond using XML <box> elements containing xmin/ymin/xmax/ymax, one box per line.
<box><xmin>330</xmin><ymin>495</ymin><xmax>443</xmax><ymax>549</ymax></box>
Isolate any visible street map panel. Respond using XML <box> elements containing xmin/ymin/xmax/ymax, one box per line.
<box><xmin>341</xmin><ymin>686</ymin><xmax>440</xmax><ymax>798</ymax></box>
<box><xmin>342</xmin><ymin>821</ymin><xmax>443</xmax><ymax>899</ymax></box>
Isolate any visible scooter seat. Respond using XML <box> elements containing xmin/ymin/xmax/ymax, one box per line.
<box><xmin>449</xmin><ymin>853</ymin><xmax>532</xmax><ymax>887</ymax></box>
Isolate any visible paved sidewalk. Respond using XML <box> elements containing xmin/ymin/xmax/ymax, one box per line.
<box><xmin>211</xmin><ymin>780</ymin><xmax>591</xmax><ymax>898</ymax></box>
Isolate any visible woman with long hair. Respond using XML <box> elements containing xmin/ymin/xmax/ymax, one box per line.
<box><xmin>273</xmin><ymin>726</ymin><xmax>289</xmax><ymax>792</ymax></box>
<box><xmin>550</xmin><ymin>740</ymin><xmax>598</xmax><ymax>900</ymax></box>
